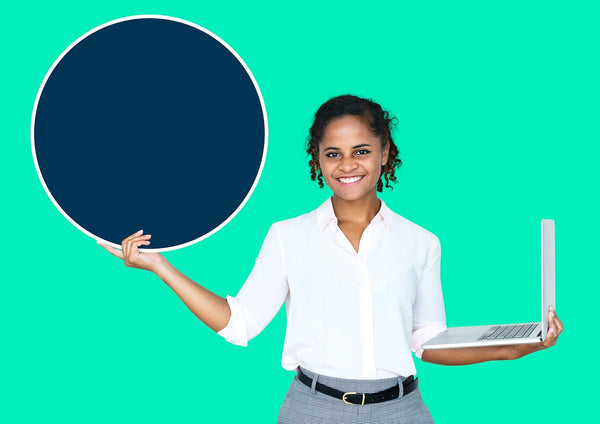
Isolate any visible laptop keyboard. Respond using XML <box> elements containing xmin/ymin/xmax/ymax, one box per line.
<box><xmin>478</xmin><ymin>323</ymin><xmax>538</xmax><ymax>340</ymax></box>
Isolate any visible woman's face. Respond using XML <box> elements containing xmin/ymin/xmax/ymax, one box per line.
<box><xmin>318</xmin><ymin>114</ymin><xmax>389</xmax><ymax>203</ymax></box>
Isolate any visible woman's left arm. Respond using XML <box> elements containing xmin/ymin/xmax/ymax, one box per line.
<box><xmin>421</xmin><ymin>306</ymin><xmax>563</xmax><ymax>365</ymax></box>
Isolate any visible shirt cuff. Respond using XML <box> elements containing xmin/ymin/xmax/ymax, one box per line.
<box><xmin>411</xmin><ymin>323</ymin><xmax>447</xmax><ymax>359</ymax></box>
<box><xmin>216</xmin><ymin>295</ymin><xmax>249</xmax><ymax>347</ymax></box>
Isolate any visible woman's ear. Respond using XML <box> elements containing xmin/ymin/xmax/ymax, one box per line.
<box><xmin>381</xmin><ymin>143</ymin><xmax>390</xmax><ymax>166</ymax></box>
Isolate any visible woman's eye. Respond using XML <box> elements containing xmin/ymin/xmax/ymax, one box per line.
<box><xmin>325</xmin><ymin>152</ymin><xmax>339</xmax><ymax>158</ymax></box>
<box><xmin>355</xmin><ymin>149</ymin><xmax>370</xmax><ymax>156</ymax></box>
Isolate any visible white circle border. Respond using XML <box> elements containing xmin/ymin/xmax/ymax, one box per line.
<box><xmin>31</xmin><ymin>14</ymin><xmax>269</xmax><ymax>253</ymax></box>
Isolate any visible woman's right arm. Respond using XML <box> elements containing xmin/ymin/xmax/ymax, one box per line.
<box><xmin>98</xmin><ymin>230</ymin><xmax>231</xmax><ymax>333</ymax></box>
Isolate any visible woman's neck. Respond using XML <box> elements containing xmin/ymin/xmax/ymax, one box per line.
<box><xmin>331</xmin><ymin>193</ymin><xmax>381</xmax><ymax>225</ymax></box>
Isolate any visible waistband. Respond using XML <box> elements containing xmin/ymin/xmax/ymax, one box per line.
<box><xmin>296</xmin><ymin>366</ymin><xmax>410</xmax><ymax>394</ymax></box>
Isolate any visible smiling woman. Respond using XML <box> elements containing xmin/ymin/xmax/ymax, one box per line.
<box><xmin>100</xmin><ymin>94</ymin><xmax>563</xmax><ymax>424</ymax></box>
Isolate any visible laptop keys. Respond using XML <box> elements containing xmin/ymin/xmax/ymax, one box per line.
<box><xmin>478</xmin><ymin>323</ymin><xmax>537</xmax><ymax>340</ymax></box>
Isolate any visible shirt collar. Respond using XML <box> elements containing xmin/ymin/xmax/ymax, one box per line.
<box><xmin>378</xmin><ymin>200</ymin><xmax>393</xmax><ymax>231</ymax></box>
<box><xmin>316</xmin><ymin>197</ymin><xmax>337</xmax><ymax>232</ymax></box>
<box><xmin>316</xmin><ymin>197</ymin><xmax>392</xmax><ymax>232</ymax></box>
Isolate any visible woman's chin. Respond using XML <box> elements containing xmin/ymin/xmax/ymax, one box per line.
<box><xmin>330</xmin><ymin>188</ymin><xmax>378</xmax><ymax>204</ymax></box>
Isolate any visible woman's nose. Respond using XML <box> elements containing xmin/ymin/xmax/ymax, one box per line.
<box><xmin>339</xmin><ymin>156</ymin><xmax>358</xmax><ymax>172</ymax></box>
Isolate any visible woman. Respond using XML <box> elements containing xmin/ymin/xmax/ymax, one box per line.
<box><xmin>99</xmin><ymin>95</ymin><xmax>563</xmax><ymax>423</ymax></box>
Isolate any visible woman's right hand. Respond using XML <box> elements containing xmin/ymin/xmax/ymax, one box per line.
<box><xmin>98</xmin><ymin>229</ymin><xmax>165</xmax><ymax>274</ymax></box>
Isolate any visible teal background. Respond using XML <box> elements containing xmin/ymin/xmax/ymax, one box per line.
<box><xmin>1</xmin><ymin>1</ymin><xmax>597</xmax><ymax>422</ymax></box>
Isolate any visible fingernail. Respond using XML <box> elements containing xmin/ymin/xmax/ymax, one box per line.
<box><xmin>137</xmin><ymin>229</ymin><xmax>143</xmax><ymax>234</ymax></box>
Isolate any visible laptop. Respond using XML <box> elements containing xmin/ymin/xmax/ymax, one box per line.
<box><xmin>422</xmin><ymin>219</ymin><xmax>555</xmax><ymax>350</ymax></box>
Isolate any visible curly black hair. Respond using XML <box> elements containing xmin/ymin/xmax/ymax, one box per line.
<box><xmin>306</xmin><ymin>94</ymin><xmax>402</xmax><ymax>192</ymax></box>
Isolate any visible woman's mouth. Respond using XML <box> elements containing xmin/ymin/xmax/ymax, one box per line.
<box><xmin>336</xmin><ymin>176</ymin><xmax>364</xmax><ymax>184</ymax></box>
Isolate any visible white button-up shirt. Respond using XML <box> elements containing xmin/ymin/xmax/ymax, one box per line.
<box><xmin>217</xmin><ymin>197</ymin><xmax>446</xmax><ymax>379</ymax></box>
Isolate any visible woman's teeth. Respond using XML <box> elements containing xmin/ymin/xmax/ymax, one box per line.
<box><xmin>338</xmin><ymin>176</ymin><xmax>363</xmax><ymax>184</ymax></box>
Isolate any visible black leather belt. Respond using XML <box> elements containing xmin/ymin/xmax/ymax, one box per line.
<box><xmin>297</xmin><ymin>368</ymin><xmax>418</xmax><ymax>405</ymax></box>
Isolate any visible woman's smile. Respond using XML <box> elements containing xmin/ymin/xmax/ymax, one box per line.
<box><xmin>336</xmin><ymin>175</ymin><xmax>364</xmax><ymax>184</ymax></box>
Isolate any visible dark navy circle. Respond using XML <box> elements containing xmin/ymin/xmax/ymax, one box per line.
<box><xmin>32</xmin><ymin>16</ymin><xmax>267</xmax><ymax>251</ymax></box>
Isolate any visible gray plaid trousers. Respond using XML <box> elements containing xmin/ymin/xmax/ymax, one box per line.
<box><xmin>278</xmin><ymin>367</ymin><xmax>434</xmax><ymax>424</ymax></box>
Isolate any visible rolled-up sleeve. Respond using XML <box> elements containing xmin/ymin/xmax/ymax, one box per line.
<box><xmin>217</xmin><ymin>223</ymin><xmax>288</xmax><ymax>346</ymax></box>
<box><xmin>411</xmin><ymin>235</ymin><xmax>447</xmax><ymax>358</ymax></box>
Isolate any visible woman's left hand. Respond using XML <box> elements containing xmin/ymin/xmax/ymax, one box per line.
<box><xmin>508</xmin><ymin>305</ymin><xmax>563</xmax><ymax>359</ymax></box>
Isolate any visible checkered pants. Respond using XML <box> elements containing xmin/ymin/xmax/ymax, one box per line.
<box><xmin>277</xmin><ymin>367</ymin><xmax>434</xmax><ymax>424</ymax></box>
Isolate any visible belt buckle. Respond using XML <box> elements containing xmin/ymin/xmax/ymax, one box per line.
<box><xmin>342</xmin><ymin>391</ymin><xmax>365</xmax><ymax>405</ymax></box>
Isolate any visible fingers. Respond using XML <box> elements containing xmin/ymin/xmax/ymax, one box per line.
<box><xmin>98</xmin><ymin>230</ymin><xmax>152</xmax><ymax>267</ymax></box>
<box><xmin>121</xmin><ymin>230</ymin><xmax>152</xmax><ymax>267</ymax></box>
<box><xmin>550</xmin><ymin>306</ymin><xmax>563</xmax><ymax>337</ymax></box>
<box><xmin>522</xmin><ymin>306</ymin><xmax>564</xmax><ymax>354</ymax></box>
<box><xmin>553</xmin><ymin>307</ymin><xmax>564</xmax><ymax>333</ymax></box>
<box><xmin>97</xmin><ymin>240</ymin><xmax>124</xmax><ymax>259</ymax></box>
<box><xmin>123</xmin><ymin>229</ymin><xmax>143</xmax><ymax>258</ymax></box>
<box><xmin>543</xmin><ymin>306</ymin><xmax>563</xmax><ymax>348</ymax></box>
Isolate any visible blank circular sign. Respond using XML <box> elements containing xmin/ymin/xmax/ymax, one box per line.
<box><xmin>32</xmin><ymin>15</ymin><xmax>267</xmax><ymax>251</ymax></box>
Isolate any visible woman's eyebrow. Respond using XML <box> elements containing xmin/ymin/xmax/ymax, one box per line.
<box><xmin>323</xmin><ymin>143</ymin><xmax>372</xmax><ymax>152</ymax></box>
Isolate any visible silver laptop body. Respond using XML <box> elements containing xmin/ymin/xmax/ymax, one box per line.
<box><xmin>422</xmin><ymin>219</ymin><xmax>555</xmax><ymax>350</ymax></box>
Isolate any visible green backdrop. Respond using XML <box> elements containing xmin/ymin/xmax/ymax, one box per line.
<box><xmin>2</xmin><ymin>1</ymin><xmax>597</xmax><ymax>422</ymax></box>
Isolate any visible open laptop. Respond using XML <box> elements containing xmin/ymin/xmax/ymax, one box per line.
<box><xmin>422</xmin><ymin>219</ymin><xmax>555</xmax><ymax>350</ymax></box>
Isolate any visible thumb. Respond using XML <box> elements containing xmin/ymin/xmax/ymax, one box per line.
<box><xmin>98</xmin><ymin>240</ymin><xmax>124</xmax><ymax>259</ymax></box>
